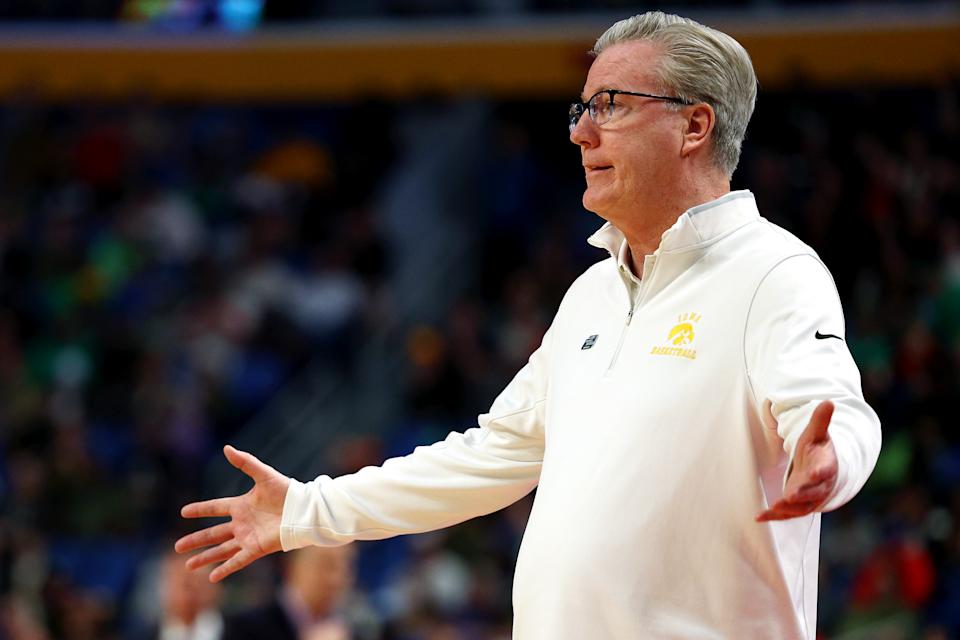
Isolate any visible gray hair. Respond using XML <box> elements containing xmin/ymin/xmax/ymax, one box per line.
<box><xmin>592</xmin><ymin>11</ymin><xmax>758</xmax><ymax>178</ymax></box>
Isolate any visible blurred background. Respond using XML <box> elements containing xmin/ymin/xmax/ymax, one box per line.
<box><xmin>0</xmin><ymin>1</ymin><xmax>958</xmax><ymax>639</ymax></box>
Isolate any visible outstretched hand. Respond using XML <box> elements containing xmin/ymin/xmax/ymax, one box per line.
<box><xmin>756</xmin><ymin>400</ymin><xmax>838</xmax><ymax>522</ymax></box>
<box><xmin>176</xmin><ymin>445</ymin><xmax>291</xmax><ymax>582</ymax></box>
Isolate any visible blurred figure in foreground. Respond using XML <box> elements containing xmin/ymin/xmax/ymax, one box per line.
<box><xmin>144</xmin><ymin>550</ymin><xmax>223</xmax><ymax>640</ymax></box>
<box><xmin>224</xmin><ymin>544</ymin><xmax>378</xmax><ymax>640</ymax></box>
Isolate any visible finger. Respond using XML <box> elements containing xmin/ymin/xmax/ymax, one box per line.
<box><xmin>788</xmin><ymin>479</ymin><xmax>832</xmax><ymax>503</ymax></box>
<box><xmin>756</xmin><ymin>499</ymin><xmax>818</xmax><ymax>522</ymax></box>
<box><xmin>175</xmin><ymin>522</ymin><xmax>234</xmax><ymax>554</ymax></box>
<box><xmin>209</xmin><ymin>548</ymin><xmax>257</xmax><ymax>583</ymax></box>
<box><xmin>224</xmin><ymin>445</ymin><xmax>274</xmax><ymax>484</ymax></box>
<box><xmin>181</xmin><ymin>497</ymin><xmax>235</xmax><ymax>519</ymax></box>
<box><xmin>186</xmin><ymin>540</ymin><xmax>240</xmax><ymax>571</ymax></box>
<box><xmin>757</xmin><ymin>508</ymin><xmax>807</xmax><ymax>522</ymax></box>
<box><xmin>803</xmin><ymin>400</ymin><xmax>834</xmax><ymax>444</ymax></box>
<box><xmin>757</xmin><ymin>497</ymin><xmax>818</xmax><ymax>518</ymax></box>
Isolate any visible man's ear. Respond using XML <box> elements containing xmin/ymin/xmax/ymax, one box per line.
<box><xmin>680</xmin><ymin>102</ymin><xmax>716</xmax><ymax>158</ymax></box>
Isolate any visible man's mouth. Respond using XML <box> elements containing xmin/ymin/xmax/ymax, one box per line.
<box><xmin>585</xmin><ymin>165</ymin><xmax>612</xmax><ymax>173</ymax></box>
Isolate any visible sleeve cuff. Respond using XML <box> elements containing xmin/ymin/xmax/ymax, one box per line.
<box><xmin>280</xmin><ymin>477</ymin><xmax>312</xmax><ymax>552</ymax></box>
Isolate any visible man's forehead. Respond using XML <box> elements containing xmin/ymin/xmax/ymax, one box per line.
<box><xmin>580</xmin><ymin>40</ymin><xmax>661</xmax><ymax>99</ymax></box>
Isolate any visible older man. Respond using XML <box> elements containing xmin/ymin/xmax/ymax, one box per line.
<box><xmin>177</xmin><ymin>11</ymin><xmax>881</xmax><ymax>639</ymax></box>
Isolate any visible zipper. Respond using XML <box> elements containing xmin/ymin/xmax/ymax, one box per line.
<box><xmin>604</xmin><ymin>256</ymin><xmax>656</xmax><ymax>376</ymax></box>
<box><xmin>604</xmin><ymin>304</ymin><xmax>635</xmax><ymax>375</ymax></box>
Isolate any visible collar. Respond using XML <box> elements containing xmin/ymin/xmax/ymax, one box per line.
<box><xmin>586</xmin><ymin>190</ymin><xmax>760</xmax><ymax>267</ymax></box>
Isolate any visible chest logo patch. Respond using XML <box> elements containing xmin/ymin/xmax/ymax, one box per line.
<box><xmin>581</xmin><ymin>334</ymin><xmax>599</xmax><ymax>350</ymax></box>
<box><xmin>650</xmin><ymin>312</ymin><xmax>701</xmax><ymax>360</ymax></box>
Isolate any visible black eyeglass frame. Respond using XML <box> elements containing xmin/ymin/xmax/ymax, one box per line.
<box><xmin>569</xmin><ymin>89</ymin><xmax>693</xmax><ymax>133</ymax></box>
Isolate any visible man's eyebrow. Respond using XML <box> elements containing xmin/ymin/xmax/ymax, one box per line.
<box><xmin>580</xmin><ymin>87</ymin><xmax>615</xmax><ymax>102</ymax></box>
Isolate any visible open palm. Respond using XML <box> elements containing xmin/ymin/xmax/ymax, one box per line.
<box><xmin>756</xmin><ymin>400</ymin><xmax>838</xmax><ymax>522</ymax></box>
<box><xmin>176</xmin><ymin>445</ymin><xmax>291</xmax><ymax>582</ymax></box>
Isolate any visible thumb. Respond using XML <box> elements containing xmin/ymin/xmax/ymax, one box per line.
<box><xmin>224</xmin><ymin>445</ymin><xmax>273</xmax><ymax>483</ymax></box>
<box><xmin>804</xmin><ymin>400</ymin><xmax>834</xmax><ymax>443</ymax></box>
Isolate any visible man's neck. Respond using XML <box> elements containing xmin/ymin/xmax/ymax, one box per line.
<box><xmin>619</xmin><ymin>184</ymin><xmax>730</xmax><ymax>279</ymax></box>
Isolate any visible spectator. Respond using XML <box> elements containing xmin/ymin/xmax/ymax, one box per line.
<box><xmin>223</xmin><ymin>544</ymin><xmax>379</xmax><ymax>640</ymax></box>
<box><xmin>135</xmin><ymin>550</ymin><xmax>223</xmax><ymax>640</ymax></box>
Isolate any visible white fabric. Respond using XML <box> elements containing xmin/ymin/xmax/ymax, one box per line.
<box><xmin>280</xmin><ymin>190</ymin><xmax>881</xmax><ymax>639</ymax></box>
<box><xmin>159</xmin><ymin>610</ymin><xmax>223</xmax><ymax>640</ymax></box>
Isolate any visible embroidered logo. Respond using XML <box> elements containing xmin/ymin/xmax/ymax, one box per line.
<box><xmin>650</xmin><ymin>313</ymin><xmax>700</xmax><ymax>360</ymax></box>
<box><xmin>581</xmin><ymin>334</ymin><xmax>599</xmax><ymax>350</ymax></box>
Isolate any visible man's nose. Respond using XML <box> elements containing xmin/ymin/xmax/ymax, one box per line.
<box><xmin>569</xmin><ymin>114</ymin><xmax>597</xmax><ymax>148</ymax></box>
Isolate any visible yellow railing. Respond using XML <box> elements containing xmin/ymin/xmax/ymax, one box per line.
<box><xmin>0</xmin><ymin>12</ymin><xmax>957</xmax><ymax>101</ymax></box>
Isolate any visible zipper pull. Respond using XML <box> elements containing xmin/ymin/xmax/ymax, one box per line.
<box><xmin>627</xmin><ymin>308</ymin><xmax>635</xmax><ymax>325</ymax></box>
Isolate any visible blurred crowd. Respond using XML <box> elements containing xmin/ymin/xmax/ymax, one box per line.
<box><xmin>0</xmin><ymin>0</ymin><xmax>928</xmax><ymax>24</ymax></box>
<box><xmin>0</xmin><ymin>79</ymin><xmax>959</xmax><ymax>638</ymax></box>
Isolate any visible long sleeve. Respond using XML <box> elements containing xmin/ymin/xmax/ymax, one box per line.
<box><xmin>279</xmin><ymin>325</ymin><xmax>552</xmax><ymax>551</ymax></box>
<box><xmin>744</xmin><ymin>254</ymin><xmax>881</xmax><ymax>512</ymax></box>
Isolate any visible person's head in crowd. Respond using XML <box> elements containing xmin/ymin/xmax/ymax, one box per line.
<box><xmin>159</xmin><ymin>549</ymin><xmax>222</xmax><ymax>628</ymax></box>
<box><xmin>1</xmin><ymin>596</ymin><xmax>50</xmax><ymax>640</ymax></box>
<box><xmin>569</xmin><ymin>11</ymin><xmax>757</xmax><ymax>232</ymax></box>
<box><xmin>283</xmin><ymin>544</ymin><xmax>356</xmax><ymax>619</ymax></box>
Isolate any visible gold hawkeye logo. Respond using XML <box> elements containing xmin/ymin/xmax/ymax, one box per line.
<box><xmin>650</xmin><ymin>312</ymin><xmax>700</xmax><ymax>360</ymax></box>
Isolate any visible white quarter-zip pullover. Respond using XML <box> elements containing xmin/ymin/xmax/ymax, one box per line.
<box><xmin>280</xmin><ymin>190</ymin><xmax>881</xmax><ymax>639</ymax></box>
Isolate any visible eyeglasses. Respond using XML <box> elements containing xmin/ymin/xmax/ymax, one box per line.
<box><xmin>569</xmin><ymin>89</ymin><xmax>692</xmax><ymax>134</ymax></box>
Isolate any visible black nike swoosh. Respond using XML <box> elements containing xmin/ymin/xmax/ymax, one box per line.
<box><xmin>815</xmin><ymin>331</ymin><xmax>843</xmax><ymax>341</ymax></box>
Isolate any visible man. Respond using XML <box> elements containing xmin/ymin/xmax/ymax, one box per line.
<box><xmin>139</xmin><ymin>550</ymin><xmax>223</xmax><ymax>640</ymax></box>
<box><xmin>222</xmin><ymin>545</ymin><xmax>377</xmax><ymax>640</ymax></box>
<box><xmin>176</xmin><ymin>12</ymin><xmax>881</xmax><ymax>639</ymax></box>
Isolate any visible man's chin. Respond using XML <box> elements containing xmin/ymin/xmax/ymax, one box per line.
<box><xmin>582</xmin><ymin>191</ymin><xmax>611</xmax><ymax>217</ymax></box>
